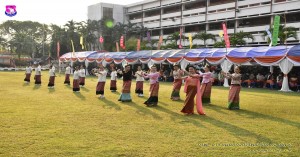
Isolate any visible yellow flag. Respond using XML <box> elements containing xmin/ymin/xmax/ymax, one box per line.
<box><xmin>80</xmin><ymin>36</ymin><xmax>84</xmax><ymax>49</ymax></box>
<box><xmin>219</xmin><ymin>31</ymin><xmax>224</xmax><ymax>38</ymax></box>
<box><xmin>188</xmin><ymin>33</ymin><xmax>193</xmax><ymax>49</ymax></box>
<box><xmin>71</xmin><ymin>40</ymin><xmax>75</xmax><ymax>58</ymax></box>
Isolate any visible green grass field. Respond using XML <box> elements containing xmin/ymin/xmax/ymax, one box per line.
<box><xmin>0</xmin><ymin>71</ymin><xmax>299</xmax><ymax>157</ymax></box>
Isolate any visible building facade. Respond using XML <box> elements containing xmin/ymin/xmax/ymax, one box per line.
<box><xmin>88</xmin><ymin>3</ymin><xmax>124</xmax><ymax>24</ymax></box>
<box><xmin>89</xmin><ymin>0</ymin><xmax>300</xmax><ymax>47</ymax></box>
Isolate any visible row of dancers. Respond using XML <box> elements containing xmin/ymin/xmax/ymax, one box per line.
<box><xmin>24</xmin><ymin>63</ymin><xmax>242</xmax><ymax>115</ymax></box>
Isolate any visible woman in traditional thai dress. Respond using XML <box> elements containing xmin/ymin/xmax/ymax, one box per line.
<box><xmin>73</xmin><ymin>66</ymin><xmax>80</xmax><ymax>92</ymax></box>
<box><xmin>199</xmin><ymin>65</ymin><xmax>212</xmax><ymax>104</ymax></box>
<box><xmin>143</xmin><ymin>65</ymin><xmax>160</xmax><ymax>107</ymax></box>
<box><xmin>222</xmin><ymin>66</ymin><xmax>242</xmax><ymax>110</ymax></box>
<box><xmin>34</xmin><ymin>63</ymin><xmax>42</xmax><ymax>85</ymax></box>
<box><xmin>181</xmin><ymin>66</ymin><xmax>205</xmax><ymax>115</ymax></box>
<box><xmin>64</xmin><ymin>65</ymin><xmax>71</xmax><ymax>85</ymax></box>
<box><xmin>47</xmin><ymin>65</ymin><xmax>56</xmax><ymax>88</ymax></box>
<box><xmin>24</xmin><ymin>64</ymin><xmax>32</xmax><ymax>83</ymax></box>
<box><xmin>110</xmin><ymin>67</ymin><xmax>117</xmax><ymax>92</ymax></box>
<box><xmin>96</xmin><ymin>65</ymin><xmax>107</xmax><ymax>98</ymax></box>
<box><xmin>117</xmin><ymin>65</ymin><xmax>133</xmax><ymax>102</ymax></box>
<box><xmin>135</xmin><ymin>66</ymin><xmax>144</xmax><ymax>97</ymax></box>
<box><xmin>79</xmin><ymin>65</ymin><xmax>86</xmax><ymax>87</ymax></box>
<box><xmin>170</xmin><ymin>64</ymin><xmax>184</xmax><ymax>101</ymax></box>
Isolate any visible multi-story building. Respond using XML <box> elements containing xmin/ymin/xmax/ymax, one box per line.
<box><xmin>88</xmin><ymin>0</ymin><xmax>300</xmax><ymax>47</ymax></box>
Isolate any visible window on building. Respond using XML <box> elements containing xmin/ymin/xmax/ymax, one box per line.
<box><xmin>209</xmin><ymin>22</ymin><xmax>222</xmax><ymax>30</ymax></box>
<box><xmin>163</xmin><ymin>27</ymin><xmax>179</xmax><ymax>35</ymax></box>
<box><xmin>185</xmin><ymin>25</ymin><xmax>206</xmax><ymax>32</ymax></box>
<box><xmin>184</xmin><ymin>0</ymin><xmax>206</xmax><ymax>10</ymax></box>
<box><xmin>274</xmin><ymin>0</ymin><xmax>286</xmax><ymax>3</ymax></box>
<box><xmin>285</xmin><ymin>12</ymin><xmax>300</xmax><ymax>23</ymax></box>
<box><xmin>129</xmin><ymin>13</ymin><xmax>142</xmax><ymax>20</ymax></box>
<box><xmin>103</xmin><ymin>7</ymin><xmax>113</xmax><ymax>19</ymax></box>
<box><xmin>145</xmin><ymin>9</ymin><xmax>161</xmax><ymax>17</ymax></box>
<box><xmin>238</xmin><ymin>16</ymin><xmax>271</xmax><ymax>27</ymax></box>
<box><xmin>209</xmin><ymin>0</ymin><xmax>235</xmax><ymax>6</ymax></box>
<box><xmin>163</xmin><ymin>5</ymin><xmax>181</xmax><ymax>14</ymax></box>
<box><xmin>151</xmin><ymin>29</ymin><xmax>160</xmax><ymax>36</ymax></box>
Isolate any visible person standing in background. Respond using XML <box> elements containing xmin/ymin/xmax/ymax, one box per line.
<box><xmin>73</xmin><ymin>66</ymin><xmax>80</xmax><ymax>92</ymax></box>
<box><xmin>64</xmin><ymin>65</ymin><xmax>71</xmax><ymax>85</ymax></box>
<box><xmin>34</xmin><ymin>63</ymin><xmax>42</xmax><ymax>85</ymax></box>
<box><xmin>79</xmin><ymin>65</ymin><xmax>86</xmax><ymax>87</ymax></box>
<box><xmin>110</xmin><ymin>67</ymin><xmax>118</xmax><ymax>92</ymax></box>
<box><xmin>24</xmin><ymin>64</ymin><xmax>32</xmax><ymax>83</ymax></box>
<box><xmin>135</xmin><ymin>66</ymin><xmax>144</xmax><ymax>97</ymax></box>
<box><xmin>48</xmin><ymin>65</ymin><xmax>56</xmax><ymax>88</ymax></box>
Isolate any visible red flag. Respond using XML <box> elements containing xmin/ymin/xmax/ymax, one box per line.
<box><xmin>222</xmin><ymin>23</ymin><xmax>230</xmax><ymax>48</ymax></box>
<box><xmin>120</xmin><ymin>36</ymin><xmax>125</xmax><ymax>49</ymax></box>
<box><xmin>179</xmin><ymin>27</ymin><xmax>183</xmax><ymax>49</ymax></box>
<box><xmin>57</xmin><ymin>41</ymin><xmax>60</xmax><ymax>59</ymax></box>
<box><xmin>137</xmin><ymin>39</ymin><xmax>140</xmax><ymax>51</ymax></box>
<box><xmin>99</xmin><ymin>36</ymin><xmax>104</xmax><ymax>43</ymax></box>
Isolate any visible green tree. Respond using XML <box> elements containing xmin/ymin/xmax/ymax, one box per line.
<box><xmin>193</xmin><ymin>32</ymin><xmax>216</xmax><ymax>47</ymax></box>
<box><xmin>230</xmin><ymin>31</ymin><xmax>254</xmax><ymax>46</ymax></box>
<box><xmin>263</xmin><ymin>25</ymin><xmax>298</xmax><ymax>45</ymax></box>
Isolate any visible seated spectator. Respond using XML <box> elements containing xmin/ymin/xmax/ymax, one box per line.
<box><xmin>218</xmin><ymin>72</ymin><xmax>224</xmax><ymax>86</ymax></box>
<box><xmin>289</xmin><ymin>74</ymin><xmax>298</xmax><ymax>91</ymax></box>
<box><xmin>276</xmin><ymin>73</ymin><xmax>283</xmax><ymax>89</ymax></box>
<box><xmin>163</xmin><ymin>69</ymin><xmax>170</xmax><ymax>82</ymax></box>
<box><xmin>243</xmin><ymin>73</ymin><xmax>255</xmax><ymax>88</ymax></box>
<box><xmin>256</xmin><ymin>73</ymin><xmax>265</xmax><ymax>88</ymax></box>
<box><xmin>211</xmin><ymin>70</ymin><xmax>219</xmax><ymax>85</ymax></box>
<box><xmin>265</xmin><ymin>72</ymin><xmax>275</xmax><ymax>89</ymax></box>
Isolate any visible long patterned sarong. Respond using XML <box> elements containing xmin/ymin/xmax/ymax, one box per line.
<box><xmin>119</xmin><ymin>80</ymin><xmax>132</xmax><ymax>102</ymax></box>
<box><xmin>79</xmin><ymin>77</ymin><xmax>85</xmax><ymax>86</ymax></box>
<box><xmin>73</xmin><ymin>79</ymin><xmax>80</xmax><ymax>91</ymax></box>
<box><xmin>24</xmin><ymin>74</ymin><xmax>31</xmax><ymax>82</ymax></box>
<box><xmin>135</xmin><ymin>81</ymin><xmax>144</xmax><ymax>94</ymax></box>
<box><xmin>64</xmin><ymin>74</ymin><xmax>70</xmax><ymax>85</ymax></box>
<box><xmin>34</xmin><ymin>75</ymin><xmax>41</xmax><ymax>84</ymax></box>
<box><xmin>181</xmin><ymin>78</ymin><xmax>205</xmax><ymax>115</ymax></box>
<box><xmin>96</xmin><ymin>82</ymin><xmax>105</xmax><ymax>95</ymax></box>
<box><xmin>200</xmin><ymin>82</ymin><xmax>212</xmax><ymax>103</ymax></box>
<box><xmin>228</xmin><ymin>85</ymin><xmax>241</xmax><ymax>110</ymax></box>
<box><xmin>48</xmin><ymin>76</ymin><xmax>55</xmax><ymax>87</ymax></box>
<box><xmin>110</xmin><ymin>80</ymin><xmax>117</xmax><ymax>91</ymax></box>
<box><xmin>171</xmin><ymin>79</ymin><xmax>182</xmax><ymax>100</ymax></box>
<box><xmin>144</xmin><ymin>82</ymin><xmax>159</xmax><ymax>106</ymax></box>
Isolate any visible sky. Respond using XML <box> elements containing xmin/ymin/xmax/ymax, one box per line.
<box><xmin>0</xmin><ymin>0</ymin><xmax>143</xmax><ymax>26</ymax></box>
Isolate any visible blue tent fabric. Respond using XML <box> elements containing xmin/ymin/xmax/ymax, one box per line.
<box><xmin>86</xmin><ymin>52</ymin><xmax>105</xmax><ymax>60</ymax></box>
<box><xmin>246</xmin><ymin>47</ymin><xmax>270</xmax><ymax>57</ymax></box>
<box><xmin>287</xmin><ymin>44</ymin><xmax>300</xmax><ymax>56</ymax></box>
<box><xmin>227</xmin><ymin>47</ymin><xmax>253</xmax><ymax>58</ymax></box>
<box><xmin>265</xmin><ymin>46</ymin><xmax>291</xmax><ymax>56</ymax></box>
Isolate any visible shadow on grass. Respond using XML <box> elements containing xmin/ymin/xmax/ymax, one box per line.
<box><xmin>209</xmin><ymin>104</ymin><xmax>300</xmax><ymax>129</ymax></box>
<box><xmin>73</xmin><ymin>92</ymin><xmax>86</xmax><ymax>100</ymax></box>
<box><xmin>158</xmin><ymin>101</ymin><xmax>169</xmax><ymax>106</ymax></box>
<box><xmin>22</xmin><ymin>83</ymin><xmax>30</xmax><ymax>86</ymax></box>
<box><xmin>205</xmin><ymin>104</ymin><xmax>228</xmax><ymax>115</ymax></box>
<box><xmin>100</xmin><ymin>98</ymin><xmax>122</xmax><ymax>111</ymax></box>
<box><xmin>48</xmin><ymin>88</ymin><xmax>55</xmax><ymax>93</ymax></box>
<box><xmin>110</xmin><ymin>91</ymin><xmax>120</xmax><ymax>95</ymax></box>
<box><xmin>202</xmin><ymin>116</ymin><xmax>273</xmax><ymax>143</ymax></box>
<box><xmin>81</xmin><ymin>87</ymin><xmax>90</xmax><ymax>92</ymax></box>
<box><xmin>125</xmin><ymin>101</ymin><xmax>162</xmax><ymax>120</ymax></box>
<box><xmin>32</xmin><ymin>85</ymin><xmax>41</xmax><ymax>90</ymax></box>
<box><xmin>152</xmin><ymin>105</ymin><xmax>206</xmax><ymax>128</ymax></box>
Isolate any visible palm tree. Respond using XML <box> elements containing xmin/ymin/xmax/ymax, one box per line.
<box><xmin>193</xmin><ymin>32</ymin><xmax>216</xmax><ymax>47</ymax></box>
<box><xmin>165</xmin><ymin>32</ymin><xmax>186</xmax><ymax>48</ymax></box>
<box><xmin>263</xmin><ymin>25</ymin><xmax>298</xmax><ymax>45</ymax></box>
<box><xmin>230</xmin><ymin>31</ymin><xmax>254</xmax><ymax>47</ymax></box>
